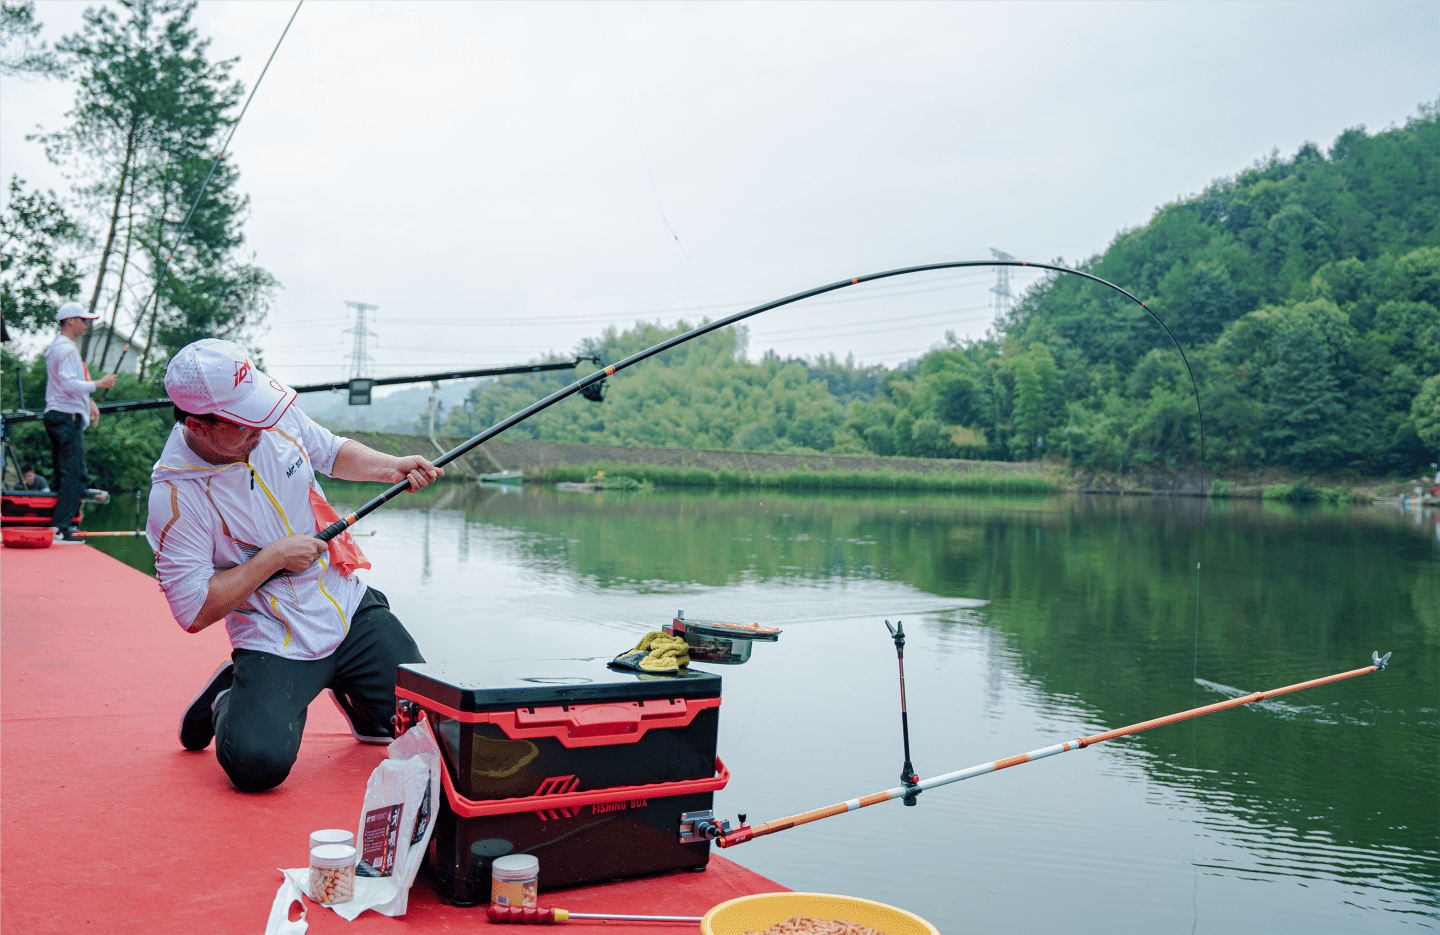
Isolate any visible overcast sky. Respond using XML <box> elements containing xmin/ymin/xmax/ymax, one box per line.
<box><xmin>3</xmin><ymin>1</ymin><xmax>1435</xmax><ymax>390</ymax></box>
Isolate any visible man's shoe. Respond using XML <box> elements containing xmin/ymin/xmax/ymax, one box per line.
<box><xmin>53</xmin><ymin>527</ymin><xmax>85</xmax><ymax>544</ymax></box>
<box><xmin>327</xmin><ymin>689</ymin><xmax>393</xmax><ymax>744</ymax></box>
<box><xmin>179</xmin><ymin>661</ymin><xmax>234</xmax><ymax>751</ymax></box>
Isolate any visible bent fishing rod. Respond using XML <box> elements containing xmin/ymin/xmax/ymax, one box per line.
<box><xmin>687</xmin><ymin>652</ymin><xmax>1390</xmax><ymax>848</ymax></box>
<box><xmin>315</xmin><ymin>259</ymin><xmax>1206</xmax><ymax>542</ymax></box>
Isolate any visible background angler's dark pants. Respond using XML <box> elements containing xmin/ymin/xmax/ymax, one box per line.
<box><xmin>213</xmin><ymin>588</ymin><xmax>424</xmax><ymax>793</ymax></box>
<box><xmin>43</xmin><ymin>411</ymin><xmax>87</xmax><ymax>529</ymax></box>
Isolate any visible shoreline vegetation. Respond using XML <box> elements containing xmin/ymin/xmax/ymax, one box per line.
<box><xmin>534</xmin><ymin>462</ymin><xmax>1060</xmax><ymax>495</ymax></box>
<box><xmin>338</xmin><ymin>431</ymin><xmax>1434</xmax><ymax>503</ymax></box>
<box><xmin>533</xmin><ymin>463</ymin><xmax>1409</xmax><ymax>503</ymax></box>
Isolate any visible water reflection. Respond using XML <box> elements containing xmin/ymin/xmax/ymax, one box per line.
<box><xmin>85</xmin><ymin>483</ymin><xmax>1439</xmax><ymax>932</ymax></box>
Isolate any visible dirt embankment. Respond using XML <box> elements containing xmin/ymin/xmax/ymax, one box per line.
<box><xmin>337</xmin><ymin>432</ymin><xmax>1056</xmax><ymax>482</ymax></box>
<box><xmin>1075</xmin><ymin>464</ymin><xmax>1437</xmax><ymax>500</ymax></box>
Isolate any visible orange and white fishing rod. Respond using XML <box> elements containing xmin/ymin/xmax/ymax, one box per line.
<box><xmin>710</xmin><ymin>652</ymin><xmax>1391</xmax><ymax>848</ymax></box>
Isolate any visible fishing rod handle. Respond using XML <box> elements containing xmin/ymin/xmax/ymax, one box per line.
<box><xmin>486</xmin><ymin>906</ymin><xmax>567</xmax><ymax>924</ymax></box>
<box><xmin>314</xmin><ymin>480</ymin><xmax>409</xmax><ymax>542</ymax></box>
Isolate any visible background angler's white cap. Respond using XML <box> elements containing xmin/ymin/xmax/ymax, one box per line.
<box><xmin>57</xmin><ymin>301</ymin><xmax>100</xmax><ymax>321</ymax></box>
<box><xmin>164</xmin><ymin>339</ymin><xmax>296</xmax><ymax>429</ymax></box>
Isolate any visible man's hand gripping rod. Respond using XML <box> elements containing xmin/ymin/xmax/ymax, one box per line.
<box><xmin>313</xmin><ymin>359</ymin><xmax>608</xmax><ymax>542</ymax></box>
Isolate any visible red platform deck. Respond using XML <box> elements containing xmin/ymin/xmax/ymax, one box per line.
<box><xmin>1</xmin><ymin>545</ymin><xmax>784</xmax><ymax>934</ymax></box>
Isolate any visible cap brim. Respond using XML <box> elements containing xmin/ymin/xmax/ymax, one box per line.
<box><xmin>217</xmin><ymin>371</ymin><xmax>297</xmax><ymax>429</ymax></box>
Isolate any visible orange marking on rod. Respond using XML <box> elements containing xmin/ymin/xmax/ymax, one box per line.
<box><xmin>344</xmin><ymin>513</ymin><xmax>358</xmax><ymax>524</ymax></box>
<box><xmin>858</xmin><ymin>792</ymin><xmax>891</xmax><ymax>806</ymax></box>
<box><xmin>605</xmin><ymin>365</ymin><xmax>616</xmax><ymax>376</ymax></box>
<box><xmin>993</xmin><ymin>753</ymin><xmax>1031</xmax><ymax>770</ymax></box>
<box><xmin>851</xmin><ymin>277</ymin><xmax>858</xmax><ymax>284</ymax></box>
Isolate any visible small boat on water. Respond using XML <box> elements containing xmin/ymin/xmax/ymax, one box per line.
<box><xmin>478</xmin><ymin>469</ymin><xmax>523</xmax><ymax>486</ymax></box>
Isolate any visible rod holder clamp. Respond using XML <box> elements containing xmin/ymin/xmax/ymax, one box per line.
<box><xmin>392</xmin><ymin>699</ymin><xmax>420</xmax><ymax>736</ymax></box>
<box><xmin>1372</xmin><ymin>650</ymin><xmax>1392</xmax><ymax>671</ymax></box>
<box><xmin>885</xmin><ymin>619</ymin><xmax>906</xmax><ymax>653</ymax></box>
<box><xmin>679</xmin><ymin>810</ymin><xmax>731</xmax><ymax>843</ymax></box>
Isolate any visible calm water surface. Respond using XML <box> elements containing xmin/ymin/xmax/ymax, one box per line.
<box><xmin>89</xmin><ymin>485</ymin><xmax>1439</xmax><ymax>933</ymax></box>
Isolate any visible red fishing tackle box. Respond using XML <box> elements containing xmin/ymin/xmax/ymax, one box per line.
<box><xmin>394</xmin><ymin>659</ymin><xmax>728</xmax><ymax>906</ymax></box>
<box><xmin>1</xmin><ymin>492</ymin><xmax>81</xmax><ymax>528</ymax></box>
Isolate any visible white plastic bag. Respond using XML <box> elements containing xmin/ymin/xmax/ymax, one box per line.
<box><xmin>356</xmin><ymin>758</ymin><xmax>420</xmax><ymax>880</ymax></box>
<box><xmin>373</xmin><ymin>718</ymin><xmax>443</xmax><ymax>917</ymax></box>
<box><xmin>263</xmin><ymin>872</ymin><xmax>308</xmax><ymax>935</ymax></box>
<box><xmin>269</xmin><ymin>720</ymin><xmax>443</xmax><ymax>924</ymax></box>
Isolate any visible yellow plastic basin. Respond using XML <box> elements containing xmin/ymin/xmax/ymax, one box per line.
<box><xmin>702</xmin><ymin>892</ymin><xmax>940</xmax><ymax>934</ymax></box>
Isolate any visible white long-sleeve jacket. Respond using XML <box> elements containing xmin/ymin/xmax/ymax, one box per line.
<box><xmin>146</xmin><ymin>407</ymin><xmax>366</xmax><ymax>660</ymax></box>
<box><xmin>44</xmin><ymin>334</ymin><xmax>96</xmax><ymax>417</ymax></box>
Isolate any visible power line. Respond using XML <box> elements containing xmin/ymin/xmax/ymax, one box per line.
<box><xmin>589</xmin><ymin>1</ymin><xmax>691</xmax><ymax>289</ymax></box>
<box><xmin>272</xmin><ymin>273</ymin><xmax>999</xmax><ymax>330</ymax></box>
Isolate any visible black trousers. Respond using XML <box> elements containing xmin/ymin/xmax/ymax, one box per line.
<box><xmin>43</xmin><ymin>411</ymin><xmax>87</xmax><ymax>529</ymax></box>
<box><xmin>213</xmin><ymin>587</ymin><xmax>425</xmax><ymax>793</ymax></box>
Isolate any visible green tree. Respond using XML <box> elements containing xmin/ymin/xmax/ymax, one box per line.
<box><xmin>857</xmin><ymin>102</ymin><xmax>1438</xmax><ymax>473</ymax></box>
<box><xmin>35</xmin><ymin>0</ymin><xmax>272</xmax><ymax>372</ymax></box>
<box><xmin>1</xmin><ymin>177</ymin><xmax>84</xmax><ymax>335</ymax></box>
<box><xmin>1007</xmin><ymin>343</ymin><xmax>1061</xmax><ymax>460</ymax></box>
<box><xmin>1262</xmin><ymin>326</ymin><xmax>1345</xmax><ymax>470</ymax></box>
<box><xmin>0</xmin><ymin>0</ymin><xmax>62</xmax><ymax>77</ymax></box>
<box><xmin>1413</xmin><ymin>373</ymin><xmax>1440</xmax><ymax>452</ymax></box>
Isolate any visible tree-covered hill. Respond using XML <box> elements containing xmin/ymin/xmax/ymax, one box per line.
<box><xmin>448</xmin><ymin>104</ymin><xmax>1437</xmax><ymax>476</ymax></box>
<box><xmin>850</xmin><ymin>103</ymin><xmax>1440</xmax><ymax>475</ymax></box>
<box><xmin>442</xmin><ymin>324</ymin><xmax>876</xmax><ymax>453</ymax></box>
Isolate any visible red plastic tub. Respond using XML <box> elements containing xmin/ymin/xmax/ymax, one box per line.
<box><xmin>2</xmin><ymin>527</ymin><xmax>54</xmax><ymax>549</ymax></box>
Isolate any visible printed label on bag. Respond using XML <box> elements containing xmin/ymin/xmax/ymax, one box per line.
<box><xmin>359</xmin><ymin>804</ymin><xmax>402</xmax><ymax>876</ymax></box>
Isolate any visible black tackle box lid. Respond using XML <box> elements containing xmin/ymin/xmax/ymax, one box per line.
<box><xmin>397</xmin><ymin>657</ymin><xmax>722</xmax><ymax>712</ymax></box>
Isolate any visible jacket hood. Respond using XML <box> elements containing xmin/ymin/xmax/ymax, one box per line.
<box><xmin>150</xmin><ymin>424</ymin><xmax>245</xmax><ymax>483</ymax></box>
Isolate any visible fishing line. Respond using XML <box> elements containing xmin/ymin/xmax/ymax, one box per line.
<box><xmin>102</xmin><ymin>0</ymin><xmax>305</xmax><ymax>390</ymax></box>
<box><xmin>315</xmin><ymin>259</ymin><xmax>1207</xmax><ymax>541</ymax></box>
<box><xmin>1191</xmin><ymin>556</ymin><xmax>1201</xmax><ymax>935</ymax></box>
<box><xmin>587</xmin><ymin>2</ymin><xmax>691</xmax><ymax>299</ymax></box>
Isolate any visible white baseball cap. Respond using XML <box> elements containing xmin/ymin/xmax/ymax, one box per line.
<box><xmin>57</xmin><ymin>301</ymin><xmax>100</xmax><ymax>321</ymax></box>
<box><xmin>164</xmin><ymin>339</ymin><xmax>296</xmax><ymax>429</ymax></box>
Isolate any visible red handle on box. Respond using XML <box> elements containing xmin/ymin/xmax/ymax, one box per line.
<box><xmin>395</xmin><ymin>687</ymin><xmax>719</xmax><ymax>748</ymax></box>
